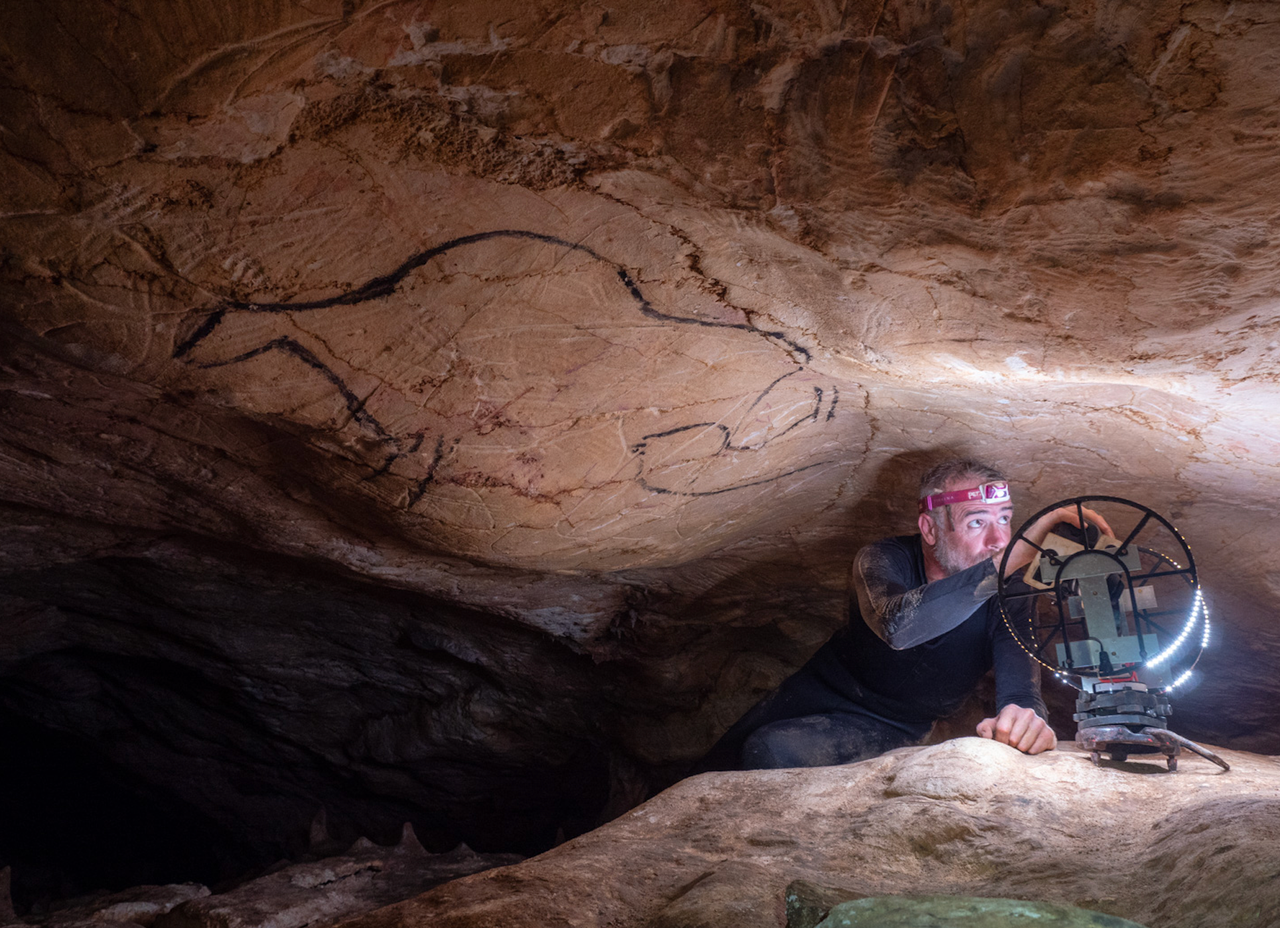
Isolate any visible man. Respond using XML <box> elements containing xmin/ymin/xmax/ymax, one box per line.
<box><xmin>698</xmin><ymin>459</ymin><xmax>1110</xmax><ymax>770</ymax></box>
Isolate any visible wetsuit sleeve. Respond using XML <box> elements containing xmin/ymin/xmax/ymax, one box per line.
<box><xmin>992</xmin><ymin>597</ymin><xmax>1049</xmax><ymax>719</ymax></box>
<box><xmin>851</xmin><ymin>540</ymin><xmax>1000</xmax><ymax>650</ymax></box>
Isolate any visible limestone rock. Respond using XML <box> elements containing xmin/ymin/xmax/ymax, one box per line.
<box><xmin>153</xmin><ymin>829</ymin><xmax>516</xmax><ymax>928</ymax></box>
<box><xmin>883</xmin><ymin>733</ymin><xmax>1020</xmax><ymax>801</ymax></box>
<box><xmin>4</xmin><ymin>0</ymin><xmax>1280</xmax><ymax>899</ymax></box>
<box><xmin>9</xmin><ymin>883</ymin><xmax>208</xmax><ymax>928</ymax></box>
<box><xmin>2</xmin><ymin>829</ymin><xmax>514</xmax><ymax>928</ymax></box>
<box><xmin>1</xmin><ymin>870</ymin><xmax>15</xmax><ymax>924</ymax></box>
<box><xmin>335</xmin><ymin>740</ymin><xmax>1280</xmax><ymax>928</ymax></box>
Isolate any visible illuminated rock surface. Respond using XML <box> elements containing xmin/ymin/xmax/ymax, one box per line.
<box><xmin>334</xmin><ymin>739</ymin><xmax>1280</xmax><ymax>928</ymax></box>
<box><xmin>3</xmin><ymin>0</ymin><xmax>1280</xmax><ymax>912</ymax></box>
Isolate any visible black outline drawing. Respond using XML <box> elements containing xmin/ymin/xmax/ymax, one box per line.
<box><xmin>173</xmin><ymin>229</ymin><xmax>836</xmax><ymax>500</ymax></box>
<box><xmin>630</xmin><ymin>372</ymin><xmax>837</xmax><ymax>495</ymax></box>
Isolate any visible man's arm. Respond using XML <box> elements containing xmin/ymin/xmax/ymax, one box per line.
<box><xmin>970</xmin><ymin>502</ymin><xmax>1113</xmax><ymax>755</ymax></box>
<box><xmin>852</xmin><ymin>540</ymin><xmax>999</xmax><ymax>650</ymax></box>
<box><xmin>978</xmin><ymin>597</ymin><xmax>1056</xmax><ymax>754</ymax></box>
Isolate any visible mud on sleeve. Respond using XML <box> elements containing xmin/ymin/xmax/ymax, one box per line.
<box><xmin>852</xmin><ymin>542</ymin><xmax>999</xmax><ymax>650</ymax></box>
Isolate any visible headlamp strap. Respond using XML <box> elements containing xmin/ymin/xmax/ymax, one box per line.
<box><xmin>918</xmin><ymin>481</ymin><xmax>1010</xmax><ymax>514</ymax></box>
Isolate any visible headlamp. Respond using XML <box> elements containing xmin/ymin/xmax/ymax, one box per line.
<box><xmin>917</xmin><ymin>481</ymin><xmax>1010</xmax><ymax>514</ymax></box>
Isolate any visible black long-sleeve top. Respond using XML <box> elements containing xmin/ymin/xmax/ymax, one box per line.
<box><xmin>810</xmin><ymin>534</ymin><xmax>1046</xmax><ymax>727</ymax></box>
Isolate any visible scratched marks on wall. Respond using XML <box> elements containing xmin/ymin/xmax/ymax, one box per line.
<box><xmin>173</xmin><ymin>230</ymin><xmax>840</xmax><ymax>507</ymax></box>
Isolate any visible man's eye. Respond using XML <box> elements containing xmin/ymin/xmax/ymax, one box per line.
<box><xmin>998</xmin><ymin>515</ymin><xmax>1011</xmax><ymax>525</ymax></box>
<box><xmin>968</xmin><ymin>519</ymin><xmax>983</xmax><ymax>529</ymax></box>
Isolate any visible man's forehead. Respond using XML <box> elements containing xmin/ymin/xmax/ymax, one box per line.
<box><xmin>943</xmin><ymin>474</ymin><xmax>1004</xmax><ymax>491</ymax></box>
<box><xmin>953</xmin><ymin>500</ymin><xmax>1014</xmax><ymax>518</ymax></box>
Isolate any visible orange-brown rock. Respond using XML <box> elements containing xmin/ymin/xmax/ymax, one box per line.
<box><xmin>3</xmin><ymin>0</ymin><xmax>1280</xmax><ymax>905</ymax></box>
<box><xmin>341</xmin><ymin>739</ymin><xmax>1280</xmax><ymax>928</ymax></box>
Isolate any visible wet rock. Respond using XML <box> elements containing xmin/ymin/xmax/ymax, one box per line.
<box><xmin>817</xmin><ymin>896</ymin><xmax>1148</xmax><ymax>928</ymax></box>
<box><xmin>783</xmin><ymin>880</ymin><xmax>866</xmax><ymax>928</ymax></box>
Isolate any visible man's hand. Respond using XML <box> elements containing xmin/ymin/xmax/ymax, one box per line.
<box><xmin>999</xmin><ymin>504</ymin><xmax>1115</xmax><ymax>578</ymax></box>
<box><xmin>976</xmin><ymin>704</ymin><xmax>1057</xmax><ymax>754</ymax></box>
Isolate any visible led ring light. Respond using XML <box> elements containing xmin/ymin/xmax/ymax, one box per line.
<box><xmin>996</xmin><ymin>496</ymin><xmax>1227</xmax><ymax>772</ymax></box>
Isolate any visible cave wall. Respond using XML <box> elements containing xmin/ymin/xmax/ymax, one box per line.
<box><xmin>3</xmin><ymin>0</ymin><xmax>1280</xmax><ymax>902</ymax></box>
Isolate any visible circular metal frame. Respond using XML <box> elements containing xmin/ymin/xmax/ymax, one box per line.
<box><xmin>996</xmin><ymin>496</ymin><xmax>1206</xmax><ymax>692</ymax></box>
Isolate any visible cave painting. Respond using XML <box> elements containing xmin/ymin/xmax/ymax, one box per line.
<box><xmin>173</xmin><ymin>230</ymin><xmax>839</xmax><ymax>521</ymax></box>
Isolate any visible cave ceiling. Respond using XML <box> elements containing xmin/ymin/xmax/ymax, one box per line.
<box><xmin>3</xmin><ymin>0</ymin><xmax>1280</xmax><ymax>893</ymax></box>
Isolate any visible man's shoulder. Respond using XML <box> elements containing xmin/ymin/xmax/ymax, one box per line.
<box><xmin>861</xmin><ymin>534</ymin><xmax>922</xmax><ymax>557</ymax></box>
<box><xmin>853</xmin><ymin>534</ymin><xmax>924</xmax><ymax>579</ymax></box>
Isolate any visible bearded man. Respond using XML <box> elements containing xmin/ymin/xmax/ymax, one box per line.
<box><xmin>698</xmin><ymin>459</ymin><xmax>1110</xmax><ymax>770</ymax></box>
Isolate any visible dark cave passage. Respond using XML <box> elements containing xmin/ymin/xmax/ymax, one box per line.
<box><xmin>0</xmin><ymin>547</ymin><xmax>638</xmax><ymax>912</ymax></box>
<box><xmin>0</xmin><ymin>705</ymin><xmax>615</xmax><ymax>913</ymax></box>
<box><xmin>0</xmin><ymin>714</ymin><xmax>253</xmax><ymax>912</ymax></box>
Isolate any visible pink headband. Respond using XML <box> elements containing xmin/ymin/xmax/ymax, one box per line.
<box><xmin>918</xmin><ymin>481</ymin><xmax>1010</xmax><ymax>514</ymax></box>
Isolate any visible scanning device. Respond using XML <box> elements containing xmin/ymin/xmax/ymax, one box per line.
<box><xmin>996</xmin><ymin>496</ymin><xmax>1228</xmax><ymax>771</ymax></box>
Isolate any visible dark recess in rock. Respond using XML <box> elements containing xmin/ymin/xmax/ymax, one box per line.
<box><xmin>0</xmin><ymin>541</ymin><xmax>644</xmax><ymax>910</ymax></box>
<box><xmin>0</xmin><ymin>713</ymin><xmax>242</xmax><ymax>912</ymax></box>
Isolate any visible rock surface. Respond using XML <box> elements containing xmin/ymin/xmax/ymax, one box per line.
<box><xmin>152</xmin><ymin>828</ymin><xmax>517</xmax><ymax>928</ymax></box>
<box><xmin>1</xmin><ymin>830</ymin><xmax>517</xmax><ymax>928</ymax></box>
<box><xmin>338</xmin><ymin>739</ymin><xmax>1280</xmax><ymax>928</ymax></box>
<box><xmin>815</xmin><ymin>896</ymin><xmax>1147</xmax><ymax>928</ymax></box>
<box><xmin>2</xmin><ymin>881</ymin><xmax>209</xmax><ymax>928</ymax></box>
<box><xmin>3</xmin><ymin>0</ymin><xmax>1280</xmax><ymax>899</ymax></box>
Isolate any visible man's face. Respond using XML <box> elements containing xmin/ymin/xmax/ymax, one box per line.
<box><xmin>927</xmin><ymin>478</ymin><xmax>1014</xmax><ymax>576</ymax></box>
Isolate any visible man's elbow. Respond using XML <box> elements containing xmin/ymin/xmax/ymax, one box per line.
<box><xmin>880</xmin><ymin>623</ymin><xmax>923</xmax><ymax>650</ymax></box>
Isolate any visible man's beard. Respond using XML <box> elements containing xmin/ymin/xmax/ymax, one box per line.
<box><xmin>933</xmin><ymin>524</ymin><xmax>987</xmax><ymax>576</ymax></box>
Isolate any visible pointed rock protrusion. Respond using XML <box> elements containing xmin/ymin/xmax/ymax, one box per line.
<box><xmin>1</xmin><ymin>867</ymin><xmax>15</xmax><ymax>923</ymax></box>
<box><xmin>395</xmin><ymin>823</ymin><xmax>426</xmax><ymax>856</ymax></box>
<box><xmin>309</xmin><ymin>808</ymin><xmax>332</xmax><ymax>850</ymax></box>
